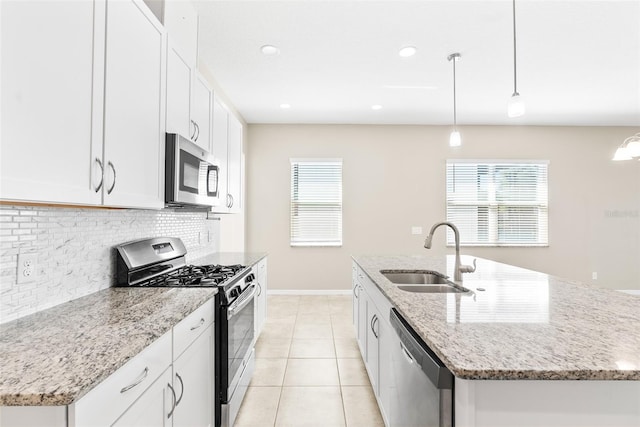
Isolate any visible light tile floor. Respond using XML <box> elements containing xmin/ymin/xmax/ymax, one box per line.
<box><xmin>235</xmin><ymin>295</ymin><xmax>384</xmax><ymax>427</ymax></box>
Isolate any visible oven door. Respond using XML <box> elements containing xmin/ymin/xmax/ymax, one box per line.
<box><xmin>225</xmin><ymin>284</ymin><xmax>256</xmax><ymax>401</ymax></box>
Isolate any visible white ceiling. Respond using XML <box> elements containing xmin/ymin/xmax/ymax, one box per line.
<box><xmin>194</xmin><ymin>0</ymin><xmax>640</xmax><ymax>126</ymax></box>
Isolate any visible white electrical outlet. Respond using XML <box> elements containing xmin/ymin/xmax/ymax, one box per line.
<box><xmin>411</xmin><ymin>226</ymin><xmax>423</xmax><ymax>235</ymax></box>
<box><xmin>17</xmin><ymin>253</ymin><xmax>37</xmax><ymax>284</ymax></box>
<box><xmin>592</xmin><ymin>272</ymin><xmax>598</xmax><ymax>280</ymax></box>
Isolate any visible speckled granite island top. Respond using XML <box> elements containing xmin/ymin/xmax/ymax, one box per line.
<box><xmin>0</xmin><ymin>287</ymin><xmax>217</xmax><ymax>406</ymax></box>
<box><xmin>353</xmin><ymin>255</ymin><xmax>640</xmax><ymax>381</ymax></box>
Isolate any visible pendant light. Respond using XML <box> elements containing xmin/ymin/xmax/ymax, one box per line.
<box><xmin>448</xmin><ymin>52</ymin><xmax>461</xmax><ymax>147</ymax></box>
<box><xmin>508</xmin><ymin>0</ymin><xmax>525</xmax><ymax>118</ymax></box>
<box><xmin>612</xmin><ymin>133</ymin><xmax>640</xmax><ymax>161</ymax></box>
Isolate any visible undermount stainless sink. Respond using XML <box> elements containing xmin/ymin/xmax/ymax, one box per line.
<box><xmin>380</xmin><ymin>270</ymin><xmax>470</xmax><ymax>293</ymax></box>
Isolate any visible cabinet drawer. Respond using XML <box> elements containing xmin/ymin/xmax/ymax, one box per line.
<box><xmin>73</xmin><ymin>330</ymin><xmax>172</xmax><ymax>426</ymax></box>
<box><xmin>173</xmin><ymin>298</ymin><xmax>215</xmax><ymax>360</ymax></box>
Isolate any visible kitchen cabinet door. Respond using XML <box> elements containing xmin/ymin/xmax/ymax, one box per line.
<box><xmin>163</xmin><ymin>0</ymin><xmax>198</xmax><ymax>69</ymax></box>
<box><xmin>352</xmin><ymin>264</ymin><xmax>359</xmax><ymax>327</ymax></box>
<box><xmin>211</xmin><ymin>97</ymin><xmax>230</xmax><ymax>212</ymax></box>
<box><xmin>166</xmin><ymin>40</ymin><xmax>192</xmax><ymax>139</ymax></box>
<box><xmin>172</xmin><ymin>323</ymin><xmax>214</xmax><ymax>427</ymax></box>
<box><xmin>0</xmin><ymin>0</ymin><xmax>102</xmax><ymax>205</ymax></box>
<box><xmin>226</xmin><ymin>113</ymin><xmax>243</xmax><ymax>213</ymax></box>
<box><xmin>255</xmin><ymin>259</ymin><xmax>268</xmax><ymax>336</ymax></box>
<box><xmin>191</xmin><ymin>73</ymin><xmax>213</xmax><ymax>152</ymax></box>
<box><xmin>102</xmin><ymin>0</ymin><xmax>165</xmax><ymax>209</ymax></box>
<box><xmin>112</xmin><ymin>368</ymin><xmax>173</xmax><ymax>427</ymax></box>
<box><xmin>366</xmin><ymin>300</ymin><xmax>381</xmax><ymax>395</ymax></box>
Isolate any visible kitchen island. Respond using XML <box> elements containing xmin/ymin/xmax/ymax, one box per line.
<box><xmin>353</xmin><ymin>255</ymin><xmax>640</xmax><ymax>427</ymax></box>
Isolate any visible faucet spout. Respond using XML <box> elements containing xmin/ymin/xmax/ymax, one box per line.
<box><xmin>424</xmin><ymin>221</ymin><xmax>475</xmax><ymax>282</ymax></box>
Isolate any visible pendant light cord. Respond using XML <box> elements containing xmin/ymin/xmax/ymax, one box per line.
<box><xmin>453</xmin><ymin>57</ymin><xmax>457</xmax><ymax>128</ymax></box>
<box><xmin>512</xmin><ymin>0</ymin><xmax>518</xmax><ymax>96</ymax></box>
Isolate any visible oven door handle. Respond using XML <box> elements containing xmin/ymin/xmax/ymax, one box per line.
<box><xmin>227</xmin><ymin>284</ymin><xmax>257</xmax><ymax>319</ymax></box>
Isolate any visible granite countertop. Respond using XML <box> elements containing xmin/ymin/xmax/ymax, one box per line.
<box><xmin>353</xmin><ymin>255</ymin><xmax>640</xmax><ymax>381</ymax></box>
<box><xmin>0</xmin><ymin>287</ymin><xmax>217</xmax><ymax>406</ymax></box>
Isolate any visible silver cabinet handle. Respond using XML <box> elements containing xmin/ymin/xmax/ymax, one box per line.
<box><xmin>226</xmin><ymin>194</ymin><xmax>232</xmax><ymax>208</ymax></box>
<box><xmin>195</xmin><ymin>122</ymin><xmax>200</xmax><ymax>141</ymax></box>
<box><xmin>370</xmin><ymin>314</ymin><xmax>379</xmax><ymax>338</ymax></box>
<box><xmin>353</xmin><ymin>285</ymin><xmax>359</xmax><ymax>299</ymax></box>
<box><xmin>229</xmin><ymin>194</ymin><xmax>234</xmax><ymax>208</ymax></box>
<box><xmin>167</xmin><ymin>382</ymin><xmax>177</xmax><ymax>419</ymax></box>
<box><xmin>190</xmin><ymin>120</ymin><xmax>197</xmax><ymax>140</ymax></box>
<box><xmin>257</xmin><ymin>283</ymin><xmax>262</xmax><ymax>296</ymax></box>
<box><xmin>94</xmin><ymin>158</ymin><xmax>104</xmax><ymax>192</ymax></box>
<box><xmin>372</xmin><ymin>315</ymin><xmax>379</xmax><ymax>339</ymax></box>
<box><xmin>120</xmin><ymin>367</ymin><xmax>148</xmax><ymax>393</ymax></box>
<box><xmin>190</xmin><ymin>318</ymin><xmax>205</xmax><ymax>331</ymax></box>
<box><xmin>107</xmin><ymin>161</ymin><xmax>116</xmax><ymax>194</ymax></box>
<box><xmin>175</xmin><ymin>372</ymin><xmax>184</xmax><ymax>406</ymax></box>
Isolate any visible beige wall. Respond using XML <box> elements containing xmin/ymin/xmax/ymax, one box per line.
<box><xmin>246</xmin><ymin>125</ymin><xmax>640</xmax><ymax>292</ymax></box>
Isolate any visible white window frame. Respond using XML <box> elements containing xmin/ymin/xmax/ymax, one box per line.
<box><xmin>446</xmin><ymin>159</ymin><xmax>549</xmax><ymax>247</ymax></box>
<box><xmin>290</xmin><ymin>158</ymin><xmax>343</xmax><ymax>247</ymax></box>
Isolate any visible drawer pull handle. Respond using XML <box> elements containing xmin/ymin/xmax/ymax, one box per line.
<box><xmin>120</xmin><ymin>367</ymin><xmax>148</xmax><ymax>393</ymax></box>
<box><xmin>167</xmin><ymin>382</ymin><xmax>177</xmax><ymax>418</ymax></box>
<box><xmin>190</xmin><ymin>318</ymin><xmax>205</xmax><ymax>331</ymax></box>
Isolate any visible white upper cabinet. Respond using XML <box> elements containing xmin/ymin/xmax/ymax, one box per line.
<box><xmin>164</xmin><ymin>1</ymin><xmax>212</xmax><ymax>152</ymax></box>
<box><xmin>163</xmin><ymin>0</ymin><xmax>198</xmax><ymax>69</ymax></box>
<box><xmin>212</xmin><ymin>97</ymin><xmax>229</xmax><ymax>211</ymax></box>
<box><xmin>191</xmin><ymin>73</ymin><xmax>213</xmax><ymax>151</ymax></box>
<box><xmin>166</xmin><ymin>41</ymin><xmax>193</xmax><ymax>139</ymax></box>
<box><xmin>102</xmin><ymin>0</ymin><xmax>166</xmax><ymax>209</ymax></box>
<box><xmin>226</xmin><ymin>113</ymin><xmax>243</xmax><ymax>213</ymax></box>
<box><xmin>0</xmin><ymin>0</ymin><xmax>166</xmax><ymax>209</ymax></box>
<box><xmin>0</xmin><ymin>0</ymin><xmax>101</xmax><ymax>205</ymax></box>
<box><xmin>211</xmin><ymin>96</ymin><xmax>243</xmax><ymax>214</ymax></box>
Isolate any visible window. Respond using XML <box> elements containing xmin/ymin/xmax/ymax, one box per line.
<box><xmin>290</xmin><ymin>159</ymin><xmax>343</xmax><ymax>246</ymax></box>
<box><xmin>446</xmin><ymin>160</ymin><xmax>548</xmax><ymax>246</ymax></box>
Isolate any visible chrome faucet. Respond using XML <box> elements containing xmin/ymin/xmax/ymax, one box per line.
<box><xmin>424</xmin><ymin>221</ymin><xmax>476</xmax><ymax>281</ymax></box>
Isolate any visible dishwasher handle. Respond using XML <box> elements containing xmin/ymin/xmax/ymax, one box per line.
<box><xmin>390</xmin><ymin>308</ymin><xmax>453</xmax><ymax>390</ymax></box>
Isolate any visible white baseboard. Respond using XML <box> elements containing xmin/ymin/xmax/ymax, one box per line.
<box><xmin>267</xmin><ymin>289</ymin><xmax>351</xmax><ymax>296</ymax></box>
<box><xmin>617</xmin><ymin>289</ymin><xmax>640</xmax><ymax>296</ymax></box>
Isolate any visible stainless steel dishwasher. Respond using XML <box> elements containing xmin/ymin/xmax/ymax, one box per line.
<box><xmin>388</xmin><ymin>308</ymin><xmax>454</xmax><ymax>427</ymax></box>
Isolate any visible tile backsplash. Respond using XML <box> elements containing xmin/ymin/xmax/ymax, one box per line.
<box><xmin>0</xmin><ymin>205</ymin><xmax>220</xmax><ymax>323</ymax></box>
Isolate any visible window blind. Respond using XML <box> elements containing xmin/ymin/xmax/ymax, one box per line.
<box><xmin>290</xmin><ymin>159</ymin><xmax>343</xmax><ymax>246</ymax></box>
<box><xmin>446</xmin><ymin>160</ymin><xmax>549</xmax><ymax>247</ymax></box>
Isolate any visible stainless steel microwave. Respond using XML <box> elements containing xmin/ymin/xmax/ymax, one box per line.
<box><xmin>165</xmin><ymin>133</ymin><xmax>220</xmax><ymax>208</ymax></box>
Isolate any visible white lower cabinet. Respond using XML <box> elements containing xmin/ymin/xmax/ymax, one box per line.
<box><xmin>352</xmin><ymin>261</ymin><xmax>392</xmax><ymax>426</ymax></box>
<box><xmin>1</xmin><ymin>298</ymin><xmax>216</xmax><ymax>427</ymax></box>
<box><xmin>255</xmin><ymin>258</ymin><xmax>268</xmax><ymax>337</ymax></box>
<box><xmin>112</xmin><ymin>368</ymin><xmax>173</xmax><ymax>427</ymax></box>
<box><xmin>73</xmin><ymin>331</ymin><xmax>173</xmax><ymax>426</ymax></box>
<box><xmin>172</xmin><ymin>324</ymin><xmax>214</xmax><ymax>427</ymax></box>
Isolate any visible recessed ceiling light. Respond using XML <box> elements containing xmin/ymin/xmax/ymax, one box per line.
<box><xmin>280</xmin><ymin>103</ymin><xmax>291</xmax><ymax>109</ymax></box>
<box><xmin>398</xmin><ymin>46</ymin><xmax>417</xmax><ymax>58</ymax></box>
<box><xmin>371</xmin><ymin>105</ymin><xmax>383</xmax><ymax>110</ymax></box>
<box><xmin>261</xmin><ymin>45</ymin><xmax>280</xmax><ymax>56</ymax></box>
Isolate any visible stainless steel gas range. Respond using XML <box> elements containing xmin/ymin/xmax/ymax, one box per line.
<box><xmin>115</xmin><ymin>237</ymin><xmax>256</xmax><ymax>427</ymax></box>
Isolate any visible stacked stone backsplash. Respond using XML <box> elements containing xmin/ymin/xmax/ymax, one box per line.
<box><xmin>0</xmin><ymin>205</ymin><xmax>220</xmax><ymax>323</ymax></box>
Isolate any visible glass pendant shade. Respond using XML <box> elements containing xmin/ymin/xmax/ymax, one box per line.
<box><xmin>612</xmin><ymin>146</ymin><xmax>632</xmax><ymax>161</ymax></box>
<box><xmin>626</xmin><ymin>140</ymin><xmax>640</xmax><ymax>158</ymax></box>
<box><xmin>449</xmin><ymin>130</ymin><xmax>461</xmax><ymax>147</ymax></box>
<box><xmin>507</xmin><ymin>93</ymin><xmax>525</xmax><ymax>118</ymax></box>
<box><xmin>613</xmin><ymin>134</ymin><xmax>640</xmax><ymax>161</ymax></box>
